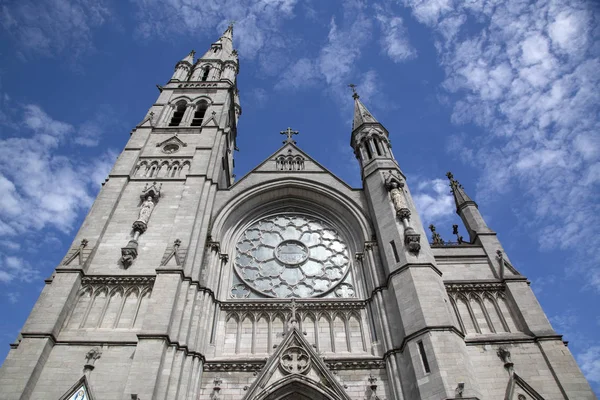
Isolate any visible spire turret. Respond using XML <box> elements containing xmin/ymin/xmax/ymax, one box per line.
<box><xmin>445</xmin><ymin>172</ymin><xmax>491</xmax><ymax>242</ymax></box>
<box><xmin>352</xmin><ymin>94</ymin><xmax>378</xmax><ymax>131</ymax></box>
<box><xmin>170</xmin><ymin>50</ymin><xmax>195</xmax><ymax>81</ymax></box>
<box><xmin>181</xmin><ymin>50</ymin><xmax>195</xmax><ymax>64</ymax></box>
<box><xmin>192</xmin><ymin>24</ymin><xmax>239</xmax><ymax>83</ymax></box>
<box><xmin>348</xmin><ymin>86</ymin><xmax>394</xmax><ymax>174</ymax></box>
<box><xmin>446</xmin><ymin>172</ymin><xmax>477</xmax><ymax>212</ymax></box>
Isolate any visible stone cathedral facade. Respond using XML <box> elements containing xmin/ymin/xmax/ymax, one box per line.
<box><xmin>0</xmin><ymin>26</ymin><xmax>595</xmax><ymax>400</ymax></box>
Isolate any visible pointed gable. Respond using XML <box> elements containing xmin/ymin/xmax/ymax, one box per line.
<box><xmin>59</xmin><ymin>375</ymin><xmax>96</xmax><ymax>400</ymax></box>
<box><xmin>156</xmin><ymin>135</ymin><xmax>187</xmax><ymax>149</ymax></box>
<box><xmin>504</xmin><ymin>373</ymin><xmax>546</xmax><ymax>400</ymax></box>
<box><xmin>242</xmin><ymin>328</ymin><xmax>351</xmax><ymax>400</ymax></box>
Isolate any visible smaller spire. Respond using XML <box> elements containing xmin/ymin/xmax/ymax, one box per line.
<box><xmin>446</xmin><ymin>172</ymin><xmax>477</xmax><ymax>211</ymax></box>
<box><xmin>221</xmin><ymin>22</ymin><xmax>234</xmax><ymax>41</ymax></box>
<box><xmin>182</xmin><ymin>50</ymin><xmax>195</xmax><ymax>64</ymax></box>
<box><xmin>349</xmin><ymin>84</ymin><xmax>378</xmax><ymax>131</ymax></box>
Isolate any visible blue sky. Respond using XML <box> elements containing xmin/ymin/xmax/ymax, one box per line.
<box><xmin>0</xmin><ymin>0</ymin><xmax>598</xmax><ymax>393</ymax></box>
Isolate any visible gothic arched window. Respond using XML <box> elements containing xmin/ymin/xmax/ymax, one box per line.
<box><xmin>168</xmin><ymin>101</ymin><xmax>186</xmax><ymax>126</ymax></box>
<box><xmin>234</xmin><ymin>214</ymin><xmax>350</xmax><ymax>298</ymax></box>
<box><xmin>201</xmin><ymin>66</ymin><xmax>210</xmax><ymax>81</ymax></box>
<box><xmin>190</xmin><ymin>101</ymin><xmax>208</xmax><ymax>126</ymax></box>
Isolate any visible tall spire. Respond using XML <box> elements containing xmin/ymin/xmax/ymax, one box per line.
<box><xmin>350</xmin><ymin>87</ymin><xmax>378</xmax><ymax>131</ymax></box>
<box><xmin>446</xmin><ymin>172</ymin><xmax>476</xmax><ymax>212</ymax></box>
<box><xmin>200</xmin><ymin>23</ymin><xmax>237</xmax><ymax>62</ymax></box>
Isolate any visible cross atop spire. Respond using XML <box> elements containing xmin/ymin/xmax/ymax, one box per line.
<box><xmin>348</xmin><ymin>83</ymin><xmax>359</xmax><ymax>99</ymax></box>
<box><xmin>280</xmin><ymin>127</ymin><xmax>299</xmax><ymax>144</ymax></box>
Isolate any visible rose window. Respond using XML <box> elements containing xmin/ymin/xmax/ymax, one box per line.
<box><xmin>234</xmin><ymin>215</ymin><xmax>350</xmax><ymax>298</ymax></box>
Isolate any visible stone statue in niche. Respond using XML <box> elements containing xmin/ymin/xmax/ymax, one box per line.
<box><xmin>121</xmin><ymin>182</ymin><xmax>162</xmax><ymax>268</ymax></box>
<box><xmin>137</xmin><ymin>196</ymin><xmax>155</xmax><ymax>224</ymax></box>
<box><xmin>384</xmin><ymin>171</ymin><xmax>410</xmax><ymax>219</ymax></box>
<box><xmin>383</xmin><ymin>170</ymin><xmax>421</xmax><ymax>254</ymax></box>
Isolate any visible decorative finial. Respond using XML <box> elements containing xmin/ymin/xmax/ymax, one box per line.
<box><xmin>280</xmin><ymin>127</ymin><xmax>299</xmax><ymax>144</ymax></box>
<box><xmin>348</xmin><ymin>83</ymin><xmax>359</xmax><ymax>99</ymax></box>
<box><xmin>429</xmin><ymin>224</ymin><xmax>444</xmax><ymax>245</ymax></box>
<box><xmin>452</xmin><ymin>224</ymin><xmax>464</xmax><ymax>244</ymax></box>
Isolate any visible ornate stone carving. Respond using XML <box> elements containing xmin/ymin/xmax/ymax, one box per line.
<box><xmin>120</xmin><ymin>241</ymin><xmax>138</xmax><ymax>269</ymax></box>
<box><xmin>120</xmin><ymin>183</ymin><xmax>161</xmax><ymax>267</ymax></box>
<box><xmin>455</xmin><ymin>382</ymin><xmax>465</xmax><ymax>398</ymax></box>
<box><xmin>81</xmin><ymin>276</ymin><xmax>155</xmax><ymax>286</ymax></box>
<box><xmin>220</xmin><ymin>299</ymin><xmax>366</xmax><ymax>312</ymax></box>
<box><xmin>445</xmin><ymin>282</ymin><xmax>505</xmax><ymax>293</ymax></box>
<box><xmin>325</xmin><ymin>359</ymin><xmax>385</xmax><ymax>370</ymax></box>
<box><xmin>497</xmin><ymin>347</ymin><xmax>513</xmax><ymax>368</ymax></box>
<box><xmin>280</xmin><ymin>346</ymin><xmax>310</xmax><ymax>374</ymax></box>
<box><xmin>280</xmin><ymin>127</ymin><xmax>299</xmax><ymax>144</ymax></box>
<box><xmin>275</xmin><ymin>150</ymin><xmax>305</xmax><ymax>171</ymax></box>
<box><xmin>384</xmin><ymin>171</ymin><xmax>410</xmax><ymax>219</ymax></box>
<box><xmin>404</xmin><ymin>229</ymin><xmax>421</xmax><ymax>254</ymax></box>
<box><xmin>137</xmin><ymin>197</ymin><xmax>155</xmax><ymax>225</ymax></box>
<box><xmin>83</xmin><ymin>347</ymin><xmax>102</xmax><ymax>374</ymax></box>
<box><xmin>203</xmin><ymin>361</ymin><xmax>264</xmax><ymax>372</ymax></box>
<box><xmin>429</xmin><ymin>224</ymin><xmax>444</xmax><ymax>245</ymax></box>
<box><xmin>234</xmin><ymin>214</ymin><xmax>350</xmax><ymax>298</ymax></box>
<box><xmin>334</xmin><ymin>283</ymin><xmax>355</xmax><ymax>298</ymax></box>
<box><xmin>230</xmin><ymin>284</ymin><xmax>250</xmax><ymax>299</ymax></box>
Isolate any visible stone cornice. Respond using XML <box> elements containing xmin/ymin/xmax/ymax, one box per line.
<box><xmin>445</xmin><ymin>281</ymin><xmax>505</xmax><ymax>293</ymax></box>
<box><xmin>202</xmin><ymin>358</ymin><xmax>385</xmax><ymax>372</ymax></box>
<box><xmin>81</xmin><ymin>276</ymin><xmax>155</xmax><ymax>286</ymax></box>
<box><xmin>203</xmin><ymin>361</ymin><xmax>264</xmax><ymax>372</ymax></box>
<box><xmin>325</xmin><ymin>359</ymin><xmax>385</xmax><ymax>370</ymax></box>
<box><xmin>220</xmin><ymin>299</ymin><xmax>366</xmax><ymax>312</ymax></box>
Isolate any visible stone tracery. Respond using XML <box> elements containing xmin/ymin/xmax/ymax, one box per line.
<box><xmin>234</xmin><ymin>214</ymin><xmax>351</xmax><ymax>298</ymax></box>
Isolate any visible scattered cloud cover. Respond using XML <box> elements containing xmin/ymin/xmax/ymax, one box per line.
<box><xmin>375</xmin><ymin>8</ymin><xmax>416</xmax><ymax>62</ymax></box>
<box><xmin>0</xmin><ymin>95</ymin><xmax>116</xmax><ymax>284</ymax></box>
<box><xmin>579</xmin><ymin>346</ymin><xmax>600</xmax><ymax>386</ymax></box>
<box><xmin>413</xmin><ymin>178</ymin><xmax>455</xmax><ymax>230</ymax></box>
<box><xmin>0</xmin><ymin>0</ymin><xmax>111</xmax><ymax>61</ymax></box>
<box><xmin>400</xmin><ymin>0</ymin><xmax>600</xmax><ymax>289</ymax></box>
<box><xmin>0</xmin><ymin>0</ymin><xmax>598</xmax><ymax>393</ymax></box>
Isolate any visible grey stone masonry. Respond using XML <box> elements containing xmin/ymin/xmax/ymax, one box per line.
<box><xmin>0</xmin><ymin>26</ymin><xmax>596</xmax><ymax>400</ymax></box>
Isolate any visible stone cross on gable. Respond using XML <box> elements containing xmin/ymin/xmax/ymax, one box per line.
<box><xmin>280</xmin><ymin>127</ymin><xmax>299</xmax><ymax>144</ymax></box>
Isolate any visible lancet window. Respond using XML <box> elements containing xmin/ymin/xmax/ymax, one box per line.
<box><xmin>190</xmin><ymin>100</ymin><xmax>208</xmax><ymax>126</ymax></box>
<box><xmin>169</xmin><ymin>100</ymin><xmax>187</xmax><ymax>126</ymax></box>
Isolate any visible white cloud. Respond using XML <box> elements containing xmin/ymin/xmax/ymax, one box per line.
<box><xmin>0</xmin><ymin>256</ymin><xmax>39</xmax><ymax>284</ymax></box>
<box><xmin>413</xmin><ymin>178</ymin><xmax>454</xmax><ymax>227</ymax></box>
<box><xmin>0</xmin><ymin>0</ymin><xmax>111</xmax><ymax>61</ymax></box>
<box><xmin>401</xmin><ymin>0</ymin><xmax>600</xmax><ymax>289</ymax></box>
<box><xmin>132</xmin><ymin>0</ymin><xmax>298</xmax><ymax>64</ymax></box>
<box><xmin>375</xmin><ymin>12</ymin><xmax>416</xmax><ymax>62</ymax></box>
<box><xmin>578</xmin><ymin>346</ymin><xmax>600</xmax><ymax>385</ymax></box>
<box><xmin>275</xmin><ymin>58</ymin><xmax>319</xmax><ymax>90</ymax></box>
<box><xmin>0</xmin><ymin>98</ymin><xmax>116</xmax><ymax>239</ymax></box>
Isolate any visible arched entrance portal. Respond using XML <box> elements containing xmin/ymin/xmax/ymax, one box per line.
<box><xmin>256</xmin><ymin>377</ymin><xmax>342</xmax><ymax>400</ymax></box>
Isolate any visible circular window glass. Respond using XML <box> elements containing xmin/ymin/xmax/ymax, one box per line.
<box><xmin>234</xmin><ymin>214</ymin><xmax>350</xmax><ymax>298</ymax></box>
<box><xmin>163</xmin><ymin>143</ymin><xmax>180</xmax><ymax>154</ymax></box>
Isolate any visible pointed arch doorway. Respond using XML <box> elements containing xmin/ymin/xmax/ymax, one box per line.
<box><xmin>256</xmin><ymin>377</ymin><xmax>339</xmax><ymax>400</ymax></box>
